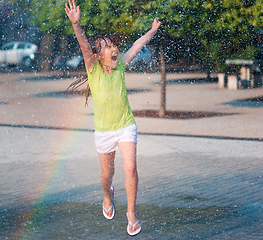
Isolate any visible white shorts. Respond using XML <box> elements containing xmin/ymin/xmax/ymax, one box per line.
<box><xmin>94</xmin><ymin>123</ymin><xmax>138</xmax><ymax>154</ymax></box>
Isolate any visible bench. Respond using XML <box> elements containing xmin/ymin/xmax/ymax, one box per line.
<box><xmin>218</xmin><ymin>59</ymin><xmax>262</xmax><ymax>90</ymax></box>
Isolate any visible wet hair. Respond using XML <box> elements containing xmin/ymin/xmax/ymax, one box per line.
<box><xmin>65</xmin><ymin>35</ymin><xmax>118</xmax><ymax>107</ymax></box>
<box><xmin>65</xmin><ymin>76</ymin><xmax>90</xmax><ymax>107</ymax></box>
<box><xmin>90</xmin><ymin>35</ymin><xmax>118</xmax><ymax>54</ymax></box>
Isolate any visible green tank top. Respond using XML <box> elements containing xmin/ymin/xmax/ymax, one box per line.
<box><xmin>87</xmin><ymin>58</ymin><xmax>135</xmax><ymax>132</ymax></box>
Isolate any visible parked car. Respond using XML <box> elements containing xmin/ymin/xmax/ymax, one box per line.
<box><xmin>0</xmin><ymin>41</ymin><xmax>40</xmax><ymax>69</ymax></box>
<box><xmin>120</xmin><ymin>46</ymin><xmax>157</xmax><ymax>72</ymax></box>
<box><xmin>65</xmin><ymin>55</ymin><xmax>84</xmax><ymax>70</ymax></box>
<box><xmin>65</xmin><ymin>46</ymin><xmax>156</xmax><ymax>72</ymax></box>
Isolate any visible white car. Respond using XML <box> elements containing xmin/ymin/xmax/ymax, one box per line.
<box><xmin>0</xmin><ymin>41</ymin><xmax>40</xmax><ymax>69</ymax></box>
<box><xmin>122</xmin><ymin>46</ymin><xmax>157</xmax><ymax>72</ymax></box>
<box><xmin>65</xmin><ymin>55</ymin><xmax>84</xmax><ymax>70</ymax></box>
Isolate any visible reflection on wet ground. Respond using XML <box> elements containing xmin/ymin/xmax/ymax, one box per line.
<box><xmin>1</xmin><ymin>202</ymin><xmax>262</xmax><ymax>239</ymax></box>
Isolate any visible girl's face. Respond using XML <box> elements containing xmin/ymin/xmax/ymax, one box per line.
<box><xmin>95</xmin><ymin>38</ymin><xmax>119</xmax><ymax>69</ymax></box>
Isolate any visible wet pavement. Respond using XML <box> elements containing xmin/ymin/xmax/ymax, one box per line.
<box><xmin>0</xmin><ymin>70</ymin><xmax>263</xmax><ymax>239</ymax></box>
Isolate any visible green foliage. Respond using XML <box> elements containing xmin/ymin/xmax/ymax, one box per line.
<box><xmin>27</xmin><ymin>0</ymin><xmax>157</xmax><ymax>36</ymax></box>
<box><xmin>247</xmin><ymin>0</ymin><xmax>263</xmax><ymax>28</ymax></box>
<box><xmin>0</xmin><ymin>0</ymin><xmax>30</xmax><ymax>14</ymax></box>
<box><xmin>160</xmin><ymin>0</ymin><xmax>260</xmax><ymax>71</ymax></box>
<box><xmin>29</xmin><ymin>0</ymin><xmax>67</xmax><ymax>34</ymax></box>
<box><xmin>78</xmin><ymin>0</ymin><xmax>160</xmax><ymax>36</ymax></box>
<box><xmin>18</xmin><ymin>0</ymin><xmax>263</xmax><ymax>70</ymax></box>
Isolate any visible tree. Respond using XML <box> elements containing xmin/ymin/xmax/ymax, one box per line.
<box><xmin>0</xmin><ymin>1</ymin><xmax>32</xmax><ymax>47</ymax></box>
<box><xmin>27</xmin><ymin>0</ymin><xmax>263</xmax><ymax>114</ymax></box>
<box><xmin>248</xmin><ymin>0</ymin><xmax>263</xmax><ymax>29</ymax></box>
<box><xmin>162</xmin><ymin>0</ymin><xmax>258</xmax><ymax>74</ymax></box>
<box><xmin>28</xmin><ymin>0</ymin><xmax>159</xmax><ymax>70</ymax></box>
<box><xmin>28</xmin><ymin>0</ymin><xmax>170</xmax><ymax>115</ymax></box>
<box><xmin>28</xmin><ymin>0</ymin><xmax>67</xmax><ymax>70</ymax></box>
<box><xmin>0</xmin><ymin>0</ymin><xmax>30</xmax><ymax>12</ymax></box>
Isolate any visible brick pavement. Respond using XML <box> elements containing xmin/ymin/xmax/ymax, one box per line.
<box><xmin>0</xmin><ymin>71</ymin><xmax>263</xmax><ymax>239</ymax></box>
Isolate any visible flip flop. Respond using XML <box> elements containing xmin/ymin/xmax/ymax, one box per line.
<box><xmin>126</xmin><ymin>212</ymin><xmax>141</xmax><ymax>236</ymax></box>
<box><xmin>103</xmin><ymin>186</ymin><xmax>115</xmax><ymax>220</ymax></box>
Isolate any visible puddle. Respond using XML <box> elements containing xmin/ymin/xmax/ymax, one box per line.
<box><xmin>0</xmin><ymin>202</ymin><xmax>261</xmax><ymax>239</ymax></box>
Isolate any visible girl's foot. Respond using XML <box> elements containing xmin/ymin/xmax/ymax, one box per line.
<box><xmin>103</xmin><ymin>202</ymin><xmax>115</xmax><ymax>219</ymax></box>
<box><xmin>103</xmin><ymin>186</ymin><xmax>115</xmax><ymax>220</ymax></box>
<box><xmin>126</xmin><ymin>212</ymin><xmax>141</xmax><ymax>236</ymax></box>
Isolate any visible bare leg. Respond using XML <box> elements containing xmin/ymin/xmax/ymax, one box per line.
<box><xmin>118</xmin><ymin>142</ymin><xmax>140</xmax><ymax>233</ymax></box>
<box><xmin>98</xmin><ymin>151</ymin><xmax>115</xmax><ymax>218</ymax></box>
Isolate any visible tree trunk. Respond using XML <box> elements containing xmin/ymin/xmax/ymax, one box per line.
<box><xmin>159</xmin><ymin>47</ymin><xmax>166</xmax><ymax>117</ymax></box>
<box><xmin>206</xmin><ymin>50</ymin><xmax>211</xmax><ymax>80</ymax></box>
<box><xmin>38</xmin><ymin>34</ymin><xmax>55</xmax><ymax>71</ymax></box>
<box><xmin>61</xmin><ymin>35</ymin><xmax>68</xmax><ymax>75</ymax></box>
<box><xmin>206</xmin><ymin>35</ymin><xmax>211</xmax><ymax>81</ymax></box>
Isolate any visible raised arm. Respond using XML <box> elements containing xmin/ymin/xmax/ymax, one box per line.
<box><xmin>65</xmin><ymin>0</ymin><xmax>95</xmax><ymax>72</ymax></box>
<box><xmin>121</xmin><ymin>18</ymin><xmax>161</xmax><ymax>67</ymax></box>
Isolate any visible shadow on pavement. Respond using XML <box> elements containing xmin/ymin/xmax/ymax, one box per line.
<box><xmin>18</xmin><ymin>74</ymin><xmax>84</xmax><ymax>82</ymax></box>
<box><xmin>223</xmin><ymin>96</ymin><xmax>263</xmax><ymax>108</ymax></box>
<box><xmin>133</xmin><ymin>110</ymin><xmax>236</xmax><ymax>120</ymax></box>
<box><xmin>154</xmin><ymin>77</ymin><xmax>218</xmax><ymax>85</ymax></box>
<box><xmin>33</xmin><ymin>88</ymin><xmax>150</xmax><ymax>98</ymax></box>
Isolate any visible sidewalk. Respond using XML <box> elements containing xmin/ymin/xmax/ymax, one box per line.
<box><xmin>1</xmin><ymin>70</ymin><xmax>262</xmax><ymax>139</ymax></box>
<box><xmin>0</xmin><ymin>70</ymin><xmax>262</xmax><ymax>239</ymax></box>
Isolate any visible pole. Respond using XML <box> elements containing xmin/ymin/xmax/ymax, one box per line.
<box><xmin>159</xmin><ymin>46</ymin><xmax>166</xmax><ymax>117</ymax></box>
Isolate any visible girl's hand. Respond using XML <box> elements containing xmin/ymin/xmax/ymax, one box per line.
<box><xmin>65</xmin><ymin>0</ymin><xmax>81</xmax><ymax>25</ymax></box>
<box><xmin>151</xmin><ymin>18</ymin><xmax>161</xmax><ymax>32</ymax></box>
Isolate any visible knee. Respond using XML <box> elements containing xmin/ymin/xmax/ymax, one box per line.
<box><xmin>101</xmin><ymin>169</ymin><xmax>114</xmax><ymax>181</ymax></box>
<box><xmin>124</xmin><ymin>162</ymin><xmax>137</xmax><ymax>177</ymax></box>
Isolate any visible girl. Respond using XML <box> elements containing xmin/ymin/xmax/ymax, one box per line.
<box><xmin>65</xmin><ymin>0</ymin><xmax>161</xmax><ymax>236</ymax></box>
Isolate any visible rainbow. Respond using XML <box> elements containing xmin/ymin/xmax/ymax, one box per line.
<box><xmin>7</xmin><ymin>102</ymin><xmax>94</xmax><ymax>238</ymax></box>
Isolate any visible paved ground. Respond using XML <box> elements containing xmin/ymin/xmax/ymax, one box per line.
<box><xmin>0</xmin><ymin>70</ymin><xmax>263</xmax><ymax>239</ymax></box>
